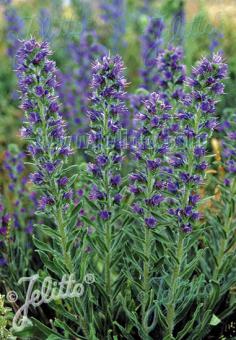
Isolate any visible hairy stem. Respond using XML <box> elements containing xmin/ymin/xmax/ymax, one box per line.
<box><xmin>165</xmin><ymin>233</ymin><xmax>184</xmax><ymax>339</ymax></box>
<box><xmin>142</xmin><ymin>227</ymin><xmax>151</xmax><ymax>332</ymax></box>
<box><xmin>56</xmin><ymin>209</ymin><xmax>73</xmax><ymax>273</ymax></box>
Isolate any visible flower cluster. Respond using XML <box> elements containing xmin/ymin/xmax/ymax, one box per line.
<box><xmin>155</xmin><ymin>45</ymin><xmax>186</xmax><ymax>102</ymax></box>
<box><xmin>16</xmin><ymin>39</ymin><xmax>73</xmax><ymax>213</ymax></box>
<box><xmin>87</xmin><ymin>55</ymin><xmax>128</xmax><ymax>219</ymax></box>
<box><xmin>169</xmin><ymin>52</ymin><xmax>228</xmax><ymax>232</ymax></box>
<box><xmin>141</xmin><ymin>18</ymin><xmax>165</xmax><ymax>91</ymax></box>
<box><xmin>130</xmin><ymin>92</ymin><xmax>174</xmax><ymax>229</ymax></box>
<box><xmin>131</xmin><ymin>52</ymin><xmax>228</xmax><ymax>233</ymax></box>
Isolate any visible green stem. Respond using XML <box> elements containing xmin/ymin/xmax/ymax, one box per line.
<box><xmin>165</xmin><ymin>233</ymin><xmax>184</xmax><ymax>339</ymax></box>
<box><xmin>142</xmin><ymin>227</ymin><xmax>151</xmax><ymax>332</ymax></box>
<box><xmin>56</xmin><ymin>209</ymin><xmax>73</xmax><ymax>273</ymax></box>
<box><xmin>141</xmin><ymin>169</ymin><xmax>153</xmax><ymax>333</ymax></box>
<box><xmin>105</xmin><ymin>220</ymin><xmax>112</xmax><ymax>299</ymax></box>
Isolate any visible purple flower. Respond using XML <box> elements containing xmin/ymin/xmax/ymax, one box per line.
<box><xmin>35</xmin><ymin>86</ymin><xmax>44</xmax><ymax>97</ymax></box>
<box><xmin>29</xmin><ymin>112</ymin><xmax>41</xmax><ymax>124</ymax></box>
<box><xmin>132</xmin><ymin>203</ymin><xmax>144</xmax><ymax>215</ymax></box>
<box><xmin>167</xmin><ymin>182</ymin><xmax>178</xmax><ymax>193</ymax></box>
<box><xmin>43</xmin><ymin>162</ymin><xmax>57</xmax><ymax>173</ymax></box>
<box><xmin>189</xmin><ymin>194</ymin><xmax>200</xmax><ymax>205</ymax></box>
<box><xmin>110</xmin><ymin>174</ymin><xmax>121</xmax><ymax>187</ymax></box>
<box><xmin>63</xmin><ymin>190</ymin><xmax>73</xmax><ymax>200</ymax></box>
<box><xmin>58</xmin><ymin>177</ymin><xmax>68</xmax><ymax>187</ymax></box>
<box><xmin>87</xmin><ymin>54</ymin><xmax>128</xmax><ymax>225</ymax></box>
<box><xmin>129</xmin><ymin>185</ymin><xmax>141</xmax><ymax>195</ymax></box>
<box><xmin>145</xmin><ymin>216</ymin><xmax>157</xmax><ymax>229</ymax></box>
<box><xmin>181</xmin><ymin>223</ymin><xmax>192</xmax><ymax>233</ymax></box>
<box><xmin>100</xmin><ymin>210</ymin><xmax>111</xmax><ymax>220</ymax></box>
<box><xmin>97</xmin><ymin>154</ymin><xmax>108</xmax><ymax>167</ymax></box>
<box><xmin>30</xmin><ymin>172</ymin><xmax>44</xmax><ymax>185</ymax></box>
<box><xmin>59</xmin><ymin>146</ymin><xmax>73</xmax><ymax>156</ymax></box>
<box><xmin>194</xmin><ymin>146</ymin><xmax>205</xmax><ymax>157</ymax></box>
<box><xmin>150</xmin><ymin>194</ymin><xmax>164</xmax><ymax>206</ymax></box>
<box><xmin>38</xmin><ymin>196</ymin><xmax>55</xmax><ymax>210</ymax></box>
<box><xmin>147</xmin><ymin>159</ymin><xmax>161</xmax><ymax>171</ymax></box>
<box><xmin>89</xmin><ymin>186</ymin><xmax>105</xmax><ymax>201</ymax></box>
<box><xmin>88</xmin><ymin>163</ymin><xmax>101</xmax><ymax>177</ymax></box>
<box><xmin>224</xmin><ymin>178</ymin><xmax>231</xmax><ymax>186</ymax></box>
<box><xmin>114</xmin><ymin>193</ymin><xmax>122</xmax><ymax>204</ymax></box>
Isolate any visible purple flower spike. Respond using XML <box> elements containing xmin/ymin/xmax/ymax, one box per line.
<box><xmin>17</xmin><ymin>39</ymin><xmax>73</xmax><ymax>215</ymax></box>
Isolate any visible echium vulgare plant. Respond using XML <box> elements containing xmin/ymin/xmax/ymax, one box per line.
<box><xmin>121</xmin><ymin>52</ymin><xmax>228</xmax><ymax>339</ymax></box>
<box><xmin>9</xmin><ymin>36</ymin><xmax>233</xmax><ymax>339</ymax></box>
<box><xmin>161</xmin><ymin>52</ymin><xmax>228</xmax><ymax>340</ymax></box>
<box><xmin>84</xmin><ymin>54</ymin><xmax>129</xmax><ymax>337</ymax></box>
<box><xmin>126</xmin><ymin>92</ymin><xmax>175</xmax><ymax>338</ymax></box>
<box><xmin>16</xmin><ymin>40</ymin><xmax>98</xmax><ymax>337</ymax></box>
<box><xmin>16</xmin><ymin>39</ymin><xmax>76</xmax><ymax>274</ymax></box>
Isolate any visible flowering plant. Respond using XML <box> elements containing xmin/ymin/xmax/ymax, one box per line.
<box><xmin>0</xmin><ymin>2</ymin><xmax>235</xmax><ymax>337</ymax></box>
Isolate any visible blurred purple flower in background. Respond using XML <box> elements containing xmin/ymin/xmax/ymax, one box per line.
<box><xmin>4</xmin><ymin>1</ymin><xmax>24</xmax><ymax>61</ymax></box>
<box><xmin>99</xmin><ymin>0</ymin><xmax>126</xmax><ymax>52</ymax></box>
<box><xmin>57</xmin><ymin>30</ymin><xmax>106</xmax><ymax>143</ymax></box>
<box><xmin>140</xmin><ymin>18</ymin><xmax>165</xmax><ymax>91</ymax></box>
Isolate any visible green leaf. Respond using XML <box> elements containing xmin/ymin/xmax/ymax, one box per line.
<box><xmin>36</xmin><ymin>251</ymin><xmax>64</xmax><ymax>277</ymax></box>
<box><xmin>54</xmin><ymin>318</ymin><xmax>80</xmax><ymax>338</ymax></box>
<box><xmin>61</xmin><ymin>165</ymin><xmax>79</xmax><ymax>176</ymax></box>
<box><xmin>209</xmin><ymin>314</ymin><xmax>221</xmax><ymax>326</ymax></box>
<box><xmin>35</xmin><ymin>224</ymin><xmax>60</xmax><ymax>241</ymax></box>
<box><xmin>31</xmin><ymin>318</ymin><xmax>62</xmax><ymax>337</ymax></box>
<box><xmin>176</xmin><ymin>303</ymin><xmax>203</xmax><ymax>340</ymax></box>
<box><xmin>33</xmin><ymin>236</ymin><xmax>53</xmax><ymax>253</ymax></box>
